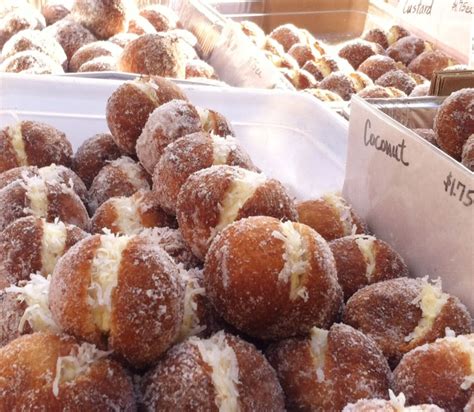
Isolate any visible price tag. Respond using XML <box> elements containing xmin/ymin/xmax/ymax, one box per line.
<box><xmin>443</xmin><ymin>172</ymin><xmax>474</xmax><ymax>207</ymax></box>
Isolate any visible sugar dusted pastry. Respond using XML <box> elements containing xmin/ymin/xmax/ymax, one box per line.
<box><xmin>204</xmin><ymin>216</ymin><xmax>343</xmax><ymax>339</ymax></box>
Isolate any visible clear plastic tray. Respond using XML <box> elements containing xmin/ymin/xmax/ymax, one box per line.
<box><xmin>0</xmin><ymin>73</ymin><xmax>348</xmax><ymax>200</ymax></box>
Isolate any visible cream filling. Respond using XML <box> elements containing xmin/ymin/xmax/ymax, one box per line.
<box><xmin>8</xmin><ymin>123</ymin><xmax>28</xmax><ymax>166</ymax></box>
<box><xmin>177</xmin><ymin>269</ymin><xmax>206</xmax><ymax>341</ymax></box>
<box><xmin>88</xmin><ymin>232</ymin><xmax>131</xmax><ymax>332</ymax></box>
<box><xmin>405</xmin><ymin>278</ymin><xmax>449</xmax><ymax>343</ymax></box>
<box><xmin>120</xmin><ymin>159</ymin><xmax>148</xmax><ymax>190</ymax></box>
<box><xmin>215</xmin><ymin>170</ymin><xmax>266</xmax><ymax>233</ymax></box>
<box><xmin>113</xmin><ymin>196</ymin><xmax>143</xmax><ymax>235</ymax></box>
<box><xmin>316</xmin><ymin>60</ymin><xmax>333</xmax><ymax>77</ymax></box>
<box><xmin>323</xmin><ymin>193</ymin><xmax>353</xmax><ymax>236</ymax></box>
<box><xmin>38</xmin><ymin>165</ymin><xmax>73</xmax><ymax>191</ymax></box>
<box><xmin>354</xmin><ymin>235</ymin><xmax>377</xmax><ymax>282</ymax></box>
<box><xmin>309</xmin><ymin>327</ymin><xmax>329</xmax><ymax>383</ymax></box>
<box><xmin>197</xmin><ymin>108</ymin><xmax>213</xmax><ymax>132</ymax></box>
<box><xmin>349</xmin><ymin>73</ymin><xmax>367</xmax><ymax>92</ymax></box>
<box><xmin>192</xmin><ymin>331</ymin><xmax>241</xmax><ymax>412</ymax></box>
<box><xmin>41</xmin><ymin>219</ymin><xmax>67</xmax><ymax>275</ymax></box>
<box><xmin>272</xmin><ymin>221</ymin><xmax>310</xmax><ymax>301</ymax></box>
<box><xmin>52</xmin><ymin>342</ymin><xmax>111</xmax><ymax>397</ymax></box>
<box><xmin>21</xmin><ymin>174</ymin><xmax>48</xmax><ymax>218</ymax></box>
<box><xmin>6</xmin><ymin>273</ymin><xmax>59</xmax><ymax>334</ymax></box>
<box><xmin>212</xmin><ymin>135</ymin><xmax>237</xmax><ymax>165</ymax></box>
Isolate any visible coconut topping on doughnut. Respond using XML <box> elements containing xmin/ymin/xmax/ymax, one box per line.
<box><xmin>117</xmin><ymin>157</ymin><xmax>150</xmax><ymax>190</ymax></box>
<box><xmin>7</xmin><ymin>123</ymin><xmax>28</xmax><ymax>166</ymax></box>
<box><xmin>52</xmin><ymin>341</ymin><xmax>111</xmax><ymax>397</ymax></box>
<box><xmin>37</xmin><ymin>164</ymin><xmax>72</xmax><ymax>187</ymax></box>
<box><xmin>197</xmin><ymin>108</ymin><xmax>212</xmax><ymax>131</ymax></box>
<box><xmin>178</xmin><ymin>269</ymin><xmax>206</xmax><ymax>341</ymax></box>
<box><xmin>21</xmin><ymin>174</ymin><xmax>48</xmax><ymax>218</ymax></box>
<box><xmin>112</xmin><ymin>196</ymin><xmax>142</xmax><ymax>235</ymax></box>
<box><xmin>6</xmin><ymin>273</ymin><xmax>58</xmax><ymax>333</ymax></box>
<box><xmin>192</xmin><ymin>331</ymin><xmax>241</xmax><ymax>412</ymax></box>
<box><xmin>131</xmin><ymin>79</ymin><xmax>160</xmax><ymax>105</ymax></box>
<box><xmin>309</xmin><ymin>327</ymin><xmax>329</xmax><ymax>382</ymax></box>
<box><xmin>272</xmin><ymin>221</ymin><xmax>310</xmax><ymax>301</ymax></box>
<box><xmin>88</xmin><ymin>232</ymin><xmax>131</xmax><ymax>332</ymax></box>
<box><xmin>354</xmin><ymin>235</ymin><xmax>377</xmax><ymax>281</ymax></box>
<box><xmin>215</xmin><ymin>170</ymin><xmax>266</xmax><ymax>232</ymax></box>
<box><xmin>405</xmin><ymin>278</ymin><xmax>449</xmax><ymax>343</ymax></box>
<box><xmin>212</xmin><ymin>135</ymin><xmax>238</xmax><ymax>165</ymax></box>
<box><xmin>41</xmin><ymin>219</ymin><xmax>68</xmax><ymax>275</ymax></box>
<box><xmin>323</xmin><ymin>193</ymin><xmax>353</xmax><ymax>235</ymax></box>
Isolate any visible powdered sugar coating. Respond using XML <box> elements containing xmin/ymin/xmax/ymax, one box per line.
<box><xmin>41</xmin><ymin>2</ymin><xmax>70</xmax><ymax>26</ymax></box>
<box><xmin>342</xmin><ymin>391</ymin><xmax>444</xmax><ymax>411</ymax></box>
<box><xmin>393</xmin><ymin>334</ymin><xmax>474</xmax><ymax>412</ymax></box>
<box><xmin>386</xmin><ymin>35</ymin><xmax>431</xmax><ymax>66</ymax></box>
<box><xmin>318</xmin><ymin>71</ymin><xmax>358</xmax><ymax>101</ymax></box>
<box><xmin>77</xmin><ymin>55</ymin><xmax>116</xmax><ymax>72</ymax></box>
<box><xmin>0</xmin><ymin>50</ymin><xmax>64</xmax><ymax>74</ymax></box>
<box><xmin>358</xmin><ymin>55</ymin><xmax>398</xmax><ymax>81</ymax></box>
<box><xmin>69</xmin><ymin>40</ymin><xmax>122</xmax><ymax>72</ymax></box>
<box><xmin>0</xmin><ymin>332</ymin><xmax>136</xmax><ymax>409</ymax></box>
<box><xmin>375</xmin><ymin>69</ymin><xmax>417</xmax><ymax>95</ymax></box>
<box><xmin>462</xmin><ymin>134</ymin><xmax>474</xmax><ymax>171</ymax></box>
<box><xmin>108</xmin><ymin>32</ymin><xmax>138</xmax><ymax>48</ymax></box>
<box><xmin>269</xmin><ymin>24</ymin><xmax>305</xmax><ymax>52</ymax></box>
<box><xmin>139</xmin><ymin>5</ymin><xmax>179</xmax><ymax>32</ymax></box>
<box><xmin>88</xmin><ymin>156</ymin><xmax>150</xmax><ymax>214</ymax></box>
<box><xmin>410</xmin><ymin>83</ymin><xmax>430</xmax><ymax>97</ymax></box>
<box><xmin>357</xmin><ymin>85</ymin><xmax>406</xmax><ymax>99</ymax></box>
<box><xmin>0</xmin><ymin>7</ymin><xmax>45</xmax><ymax>49</ymax></box>
<box><xmin>362</xmin><ymin>28</ymin><xmax>389</xmax><ymax>49</ymax></box>
<box><xmin>266</xmin><ymin>323</ymin><xmax>391</xmax><ymax>411</ymax></box>
<box><xmin>434</xmin><ymin>88</ymin><xmax>474</xmax><ymax>160</ymax></box>
<box><xmin>127</xmin><ymin>15</ymin><xmax>156</xmax><ymax>35</ymax></box>
<box><xmin>204</xmin><ymin>216</ymin><xmax>343</xmax><ymax>339</ymax></box>
<box><xmin>408</xmin><ymin>50</ymin><xmax>455</xmax><ymax>80</ymax></box>
<box><xmin>185</xmin><ymin>59</ymin><xmax>218</xmax><ymax>80</ymax></box>
<box><xmin>343</xmin><ymin>277</ymin><xmax>472</xmax><ymax>367</ymax></box>
<box><xmin>136</xmin><ymin>99</ymin><xmax>202</xmax><ymax>174</ymax></box>
<box><xmin>338</xmin><ymin>39</ymin><xmax>384</xmax><ymax>69</ymax></box>
<box><xmin>304</xmin><ymin>88</ymin><xmax>343</xmax><ymax>102</ymax></box>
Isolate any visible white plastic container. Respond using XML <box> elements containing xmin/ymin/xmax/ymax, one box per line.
<box><xmin>0</xmin><ymin>73</ymin><xmax>348</xmax><ymax>200</ymax></box>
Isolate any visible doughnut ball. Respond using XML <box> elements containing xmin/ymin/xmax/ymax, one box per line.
<box><xmin>197</xmin><ymin>108</ymin><xmax>234</xmax><ymax>138</ymax></box>
<box><xmin>434</xmin><ymin>88</ymin><xmax>474</xmax><ymax>160</ymax></box>
<box><xmin>43</xmin><ymin>18</ymin><xmax>96</xmax><ymax>61</ymax></box>
<box><xmin>0</xmin><ymin>121</ymin><xmax>72</xmax><ymax>174</ymax></box>
<box><xmin>375</xmin><ymin>69</ymin><xmax>417</xmax><ymax>95</ymax></box>
<box><xmin>266</xmin><ymin>323</ymin><xmax>391</xmax><ymax>411</ymax></box>
<box><xmin>281</xmin><ymin>68</ymin><xmax>318</xmax><ymax>90</ymax></box>
<box><xmin>49</xmin><ymin>231</ymin><xmax>185</xmax><ymax>368</ymax></box>
<box><xmin>177</xmin><ymin>166</ymin><xmax>298</xmax><ymax>260</ymax></box>
<box><xmin>0</xmin><ymin>165</ymin><xmax>87</xmax><ymax>204</ymax></box>
<box><xmin>90</xmin><ymin>190</ymin><xmax>175</xmax><ymax>235</ymax></box>
<box><xmin>185</xmin><ymin>59</ymin><xmax>217</xmax><ymax>80</ymax></box>
<box><xmin>343</xmin><ymin>391</ymin><xmax>444</xmax><ymax>412</ymax></box>
<box><xmin>135</xmin><ymin>99</ymin><xmax>202</xmax><ymax>174</ymax></box>
<box><xmin>139</xmin><ymin>5</ymin><xmax>179</xmax><ymax>32</ymax></box>
<box><xmin>117</xmin><ymin>33</ymin><xmax>186</xmax><ymax>78</ymax></box>
<box><xmin>0</xmin><ymin>215</ymin><xmax>87</xmax><ymax>285</ymax></box>
<box><xmin>0</xmin><ymin>8</ymin><xmax>46</xmax><ymax>49</ymax></box>
<box><xmin>108</xmin><ymin>32</ymin><xmax>138</xmax><ymax>48</ymax></box>
<box><xmin>387</xmin><ymin>25</ymin><xmax>410</xmax><ymax>45</ymax></box>
<box><xmin>0</xmin><ymin>173</ymin><xmax>89</xmax><ymax>232</ymax></box>
<box><xmin>329</xmin><ymin>235</ymin><xmax>408</xmax><ymax>300</ymax></box>
<box><xmin>318</xmin><ymin>71</ymin><xmax>373</xmax><ymax>101</ymax></box>
<box><xmin>0</xmin><ymin>288</ymin><xmax>26</xmax><ymax>345</ymax></box>
<box><xmin>1</xmin><ymin>29</ymin><xmax>67</xmax><ymax>70</ymax></box>
<box><xmin>338</xmin><ymin>39</ymin><xmax>384</xmax><ymax>69</ymax></box>
<box><xmin>87</xmin><ymin>156</ymin><xmax>150</xmax><ymax>214</ymax></box>
<box><xmin>343</xmin><ymin>277</ymin><xmax>472</xmax><ymax>367</ymax></box>
<box><xmin>41</xmin><ymin>2</ymin><xmax>70</xmax><ymax>26</ymax></box>
<box><xmin>204</xmin><ymin>216</ymin><xmax>343</xmax><ymax>339</ymax></box>
<box><xmin>127</xmin><ymin>15</ymin><xmax>156</xmax><ymax>35</ymax></box>
<box><xmin>72</xmin><ymin>133</ymin><xmax>122</xmax><ymax>188</ymax></box>
<box><xmin>358</xmin><ymin>55</ymin><xmax>398</xmax><ymax>81</ymax></box>
<box><xmin>240</xmin><ymin>20</ymin><xmax>265</xmax><ymax>48</ymax></box>
<box><xmin>408</xmin><ymin>50</ymin><xmax>456</xmax><ymax>80</ymax></box>
<box><xmin>162</xmin><ymin>29</ymin><xmax>199</xmax><ymax>61</ymax></box>
<box><xmin>140</xmin><ymin>331</ymin><xmax>285</xmax><ymax>411</ymax></box>
<box><xmin>304</xmin><ymin>88</ymin><xmax>344</xmax><ymax>102</ymax></box>
<box><xmin>68</xmin><ymin>40</ymin><xmax>122</xmax><ymax>72</ymax></box>
<box><xmin>0</xmin><ymin>1</ymin><xmax>29</xmax><ymax>19</ymax></box>
<box><xmin>153</xmin><ymin>132</ymin><xmax>255</xmax><ymax>215</ymax></box>
<box><xmin>302</xmin><ymin>56</ymin><xmax>352</xmax><ymax>80</ymax></box>
<box><xmin>0</xmin><ymin>50</ymin><xmax>64</xmax><ymax>74</ymax></box>
<box><xmin>263</xmin><ymin>37</ymin><xmax>286</xmax><ymax>57</ymax></box>
<box><xmin>71</xmin><ymin>0</ymin><xmax>135</xmax><ymax>40</ymax></box>
<box><xmin>393</xmin><ymin>334</ymin><xmax>474</xmax><ymax>412</ymax></box>
<box><xmin>0</xmin><ymin>332</ymin><xmax>135</xmax><ymax>409</ymax></box>
<box><xmin>362</xmin><ymin>28</ymin><xmax>389</xmax><ymax>49</ymax></box>
<box><xmin>77</xmin><ymin>55</ymin><xmax>116</xmax><ymax>72</ymax></box>
<box><xmin>296</xmin><ymin>194</ymin><xmax>366</xmax><ymax>241</ymax></box>
<box><xmin>106</xmin><ymin>76</ymin><xmax>188</xmax><ymax>155</ymax></box>
<box><xmin>386</xmin><ymin>35</ymin><xmax>432</xmax><ymax>66</ymax></box>
<box><xmin>413</xmin><ymin>128</ymin><xmax>437</xmax><ymax>146</ymax></box>
<box><xmin>269</xmin><ymin>23</ymin><xmax>305</xmax><ymax>52</ymax></box>
<box><xmin>288</xmin><ymin>43</ymin><xmax>321</xmax><ymax>67</ymax></box>
<box><xmin>462</xmin><ymin>134</ymin><xmax>474</xmax><ymax>171</ymax></box>
<box><xmin>410</xmin><ymin>83</ymin><xmax>430</xmax><ymax>97</ymax></box>
<box><xmin>357</xmin><ymin>85</ymin><xmax>406</xmax><ymax>99</ymax></box>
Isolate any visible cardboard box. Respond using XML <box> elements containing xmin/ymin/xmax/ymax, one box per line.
<box><xmin>343</xmin><ymin>95</ymin><xmax>473</xmax><ymax>313</ymax></box>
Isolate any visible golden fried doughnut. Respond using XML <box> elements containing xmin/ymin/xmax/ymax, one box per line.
<box><xmin>139</xmin><ymin>4</ymin><xmax>179</xmax><ymax>32</ymax></box>
<box><xmin>357</xmin><ymin>85</ymin><xmax>406</xmax><ymax>99</ymax></box>
<box><xmin>69</xmin><ymin>40</ymin><xmax>122</xmax><ymax>72</ymax></box>
<box><xmin>386</xmin><ymin>35</ymin><xmax>432</xmax><ymax>66</ymax></box>
<box><xmin>462</xmin><ymin>134</ymin><xmax>474</xmax><ymax>171</ymax></box>
<box><xmin>375</xmin><ymin>69</ymin><xmax>417</xmax><ymax>95</ymax></box>
<box><xmin>338</xmin><ymin>39</ymin><xmax>384</xmax><ymax>69</ymax></box>
<box><xmin>358</xmin><ymin>55</ymin><xmax>398</xmax><ymax>81</ymax></box>
<box><xmin>408</xmin><ymin>50</ymin><xmax>456</xmax><ymax>80</ymax></box>
<box><xmin>41</xmin><ymin>2</ymin><xmax>70</xmax><ymax>26</ymax></box>
<box><xmin>0</xmin><ymin>50</ymin><xmax>64</xmax><ymax>74</ymax></box>
<box><xmin>318</xmin><ymin>71</ymin><xmax>373</xmax><ymax>100</ymax></box>
<box><xmin>269</xmin><ymin>23</ymin><xmax>305</xmax><ymax>52</ymax></box>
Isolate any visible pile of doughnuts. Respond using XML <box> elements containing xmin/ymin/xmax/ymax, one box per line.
<box><xmin>410</xmin><ymin>88</ymin><xmax>474</xmax><ymax>170</ymax></box>
<box><xmin>0</xmin><ymin>75</ymin><xmax>472</xmax><ymax>410</ymax></box>
<box><xmin>0</xmin><ymin>0</ymin><xmax>218</xmax><ymax>81</ymax></box>
<box><xmin>240</xmin><ymin>21</ymin><xmax>464</xmax><ymax>101</ymax></box>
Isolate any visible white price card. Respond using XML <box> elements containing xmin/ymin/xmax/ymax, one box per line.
<box><xmin>343</xmin><ymin>96</ymin><xmax>473</xmax><ymax>313</ymax></box>
<box><xmin>396</xmin><ymin>0</ymin><xmax>473</xmax><ymax>64</ymax></box>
